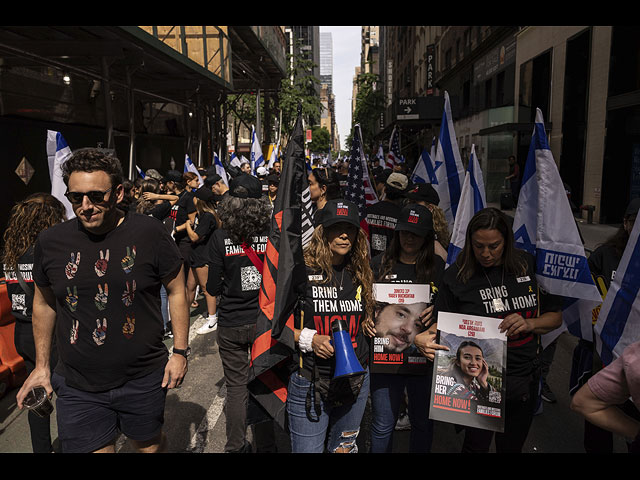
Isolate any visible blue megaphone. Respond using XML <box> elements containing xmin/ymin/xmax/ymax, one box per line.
<box><xmin>331</xmin><ymin>319</ymin><xmax>365</xmax><ymax>379</ymax></box>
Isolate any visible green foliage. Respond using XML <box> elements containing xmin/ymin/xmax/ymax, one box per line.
<box><xmin>279</xmin><ymin>40</ymin><xmax>323</xmax><ymax>141</ymax></box>
<box><xmin>350</xmin><ymin>72</ymin><xmax>385</xmax><ymax>153</ymax></box>
<box><xmin>308</xmin><ymin>126</ymin><xmax>331</xmax><ymax>153</ymax></box>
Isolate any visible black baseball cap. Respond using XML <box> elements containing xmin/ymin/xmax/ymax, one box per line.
<box><xmin>229</xmin><ymin>173</ymin><xmax>262</xmax><ymax>199</ymax></box>
<box><xmin>315</xmin><ymin>199</ymin><xmax>360</xmax><ymax>229</ymax></box>
<box><xmin>205</xmin><ymin>173</ymin><xmax>222</xmax><ymax>186</ymax></box>
<box><xmin>194</xmin><ymin>186</ymin><xmax>216</xmax><ymax>203</ymax></box>
<box><xmin>266</xmin><ymin>174</ymin><xmax>280</xmax><ymax>185</ymax></box>
<box><xmin>396</xmin><ymin>203</ymin><xmax>434</xmax><ymax>237</ymax></box>
<box><xmin>163</xmin><ymin>169</ymin><xmax>183</xmax><ymax>183</ymax></box>
<box><xmin>406</xmin><ymin>183</ymin><xmax>440</xmax><ymax>206</ymax></box>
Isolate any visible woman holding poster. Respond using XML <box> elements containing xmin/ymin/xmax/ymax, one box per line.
<box><xmin>417</xmin><ymin>208</ymin><xmax>563</xmax><ymax>453</ymax></box>
<box><xmin>364</xmin><ymin>204</ymin><xmax>445</xmax><ymax>453</ymax></box>
<box><xmin>288</xmin><ymin>199</ymin><xmax>374</xmax><ymax>453</ymax></box>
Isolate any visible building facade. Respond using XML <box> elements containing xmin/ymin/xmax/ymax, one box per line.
<box><xmin>372</xmin><ymin>25</ymin><xmax>639</xmax><ymax>224</ymax></box>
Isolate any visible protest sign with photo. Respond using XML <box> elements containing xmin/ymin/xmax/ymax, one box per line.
<box><xmin>429</xmin><ymin>311</ymin><xmax>507</xmax><ymax>432</ymax></box>
<box><xmin>370</xmin><ymin>283</ymin><xmax>432</xmax><ymax>375</ymax></box>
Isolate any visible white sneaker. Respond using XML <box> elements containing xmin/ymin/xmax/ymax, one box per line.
<box><xmin>197</xmin><ymin>317</ymin><xmax>218</xmax><ymax>335</ymax></box>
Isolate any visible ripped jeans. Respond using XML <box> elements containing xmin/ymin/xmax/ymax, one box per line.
<box><xmin>287</xmin><ymin>368</ymin><xmax>370</xmax><ymax>453</ymax></box>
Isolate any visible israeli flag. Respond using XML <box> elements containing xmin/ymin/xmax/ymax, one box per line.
<box><xmin>594</xmin><ymin>212</ymin><xmax>640</xmax><ymax>365</ymax></box>
<box><xmin>136</xmin><ymin>165</ymin><xmax>146</xmax><ymax>179</ymax></box>
<box><xmin>446</xmin><ymin>145</ymin><xmax>486</xmax><ymax>267</ymax></box>
<box><xmin>267</xmin><ymin>141</ymin><xmax>279</xmax><ymax>170</ymax></box>
<box><xmin>411</xmin><ymin>138</ymin><xmax>438</xmax><ymax>185</ymax></box>
<box><xmin>433</xmin><ymin>91</ymin><xmax>465</xmax><ymax>231</ymax></box>
<box><xmin>250</xmin><ymin>126</ymin><xmax>264</xmax><ymax>175</ymax></box>
<box><xmin>184</xmin><ymin>154</ymin><xmax>203</xmax><ymax>188</ymax></box>
<box><xmin>512</xmin><ymin>108</ymin><xmax>601</xmax><ymax>313</ymax></box>
<box><xmin>376</xmin><ymin>144</ymin><xmax>385</xmax><ymax>168</ymax></box>
<box><xmin>229</xmin><ymin>152</ymin><xmax>242</xmax><ymax>169</ymax></box>
<box><xmin>213</xmin><ymin>152</ymin><xmax>229</xmax><ymax>187</ymax></box>
<box><xmin>46</xmin><ymin>130</ymin><xmax>75</xmax><ymax>220</ymax></box>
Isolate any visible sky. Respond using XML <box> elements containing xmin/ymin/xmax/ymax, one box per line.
<box><xmin>319</xmin><ymin>26</ymin><xmax>361</xmax><ymax>151</ymax></box>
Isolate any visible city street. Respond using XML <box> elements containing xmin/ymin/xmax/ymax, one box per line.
<box><xmin>0</xmin><ymin>213</ymin><xmax>630</xmax><ymax>454</ymax></box>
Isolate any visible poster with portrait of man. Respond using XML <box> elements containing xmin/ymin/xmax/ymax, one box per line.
<box><xmin>370</xmin><ymin>283</ymin><xmax>432</xmax><ymax>375</ymax></box>
<box><xmin>429</xmin><ymin>312</ymin><xmax>507</xmax><ymax>433</ymax></box>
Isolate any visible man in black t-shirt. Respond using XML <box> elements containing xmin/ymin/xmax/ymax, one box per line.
<box><xmin>16</xmin><ymin>149</ymin><xmax>190</xmax><ymax>454</ymax></box>
<box><xmin>365</xmin><ymin>172</ymin><xmax>409</xmax><ymax>257</ymax></box>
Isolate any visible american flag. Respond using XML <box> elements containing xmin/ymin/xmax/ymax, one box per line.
<box><xmin>345</xmin><ymin>124</ymin><xmax>378</xmax><ymax>221</ymax></box>
<box><xmin>387</xmin><ymin>125</ymin><xmax>403</xmax><ymax>168</ymax></box>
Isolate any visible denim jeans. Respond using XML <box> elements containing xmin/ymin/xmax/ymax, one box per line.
<box><xmin>287</xmin><ymin>368</ymin><xmax>370</xmax><ymax>453</ymax></box>
<box><xmin>370</xmin><ymin>372</ymin><xmax>434</xmax><ymax>453</ymax></box>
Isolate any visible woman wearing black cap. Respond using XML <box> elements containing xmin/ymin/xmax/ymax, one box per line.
<box><xmin>406</xmin><ymin>183</ymin><xmax>450</xmax><ymax>261</ymax></box>
<box><xmin>288</xmin><ymin>199</ymin><xmax>374</xmax><ymax>453</ymax></box>
<box><xmin>418</xmin><ymin>207</ymin><xmax>563</xmax><ymax>453</ymax></box>
<box><xmin>363</xmin><ymin>203</ymin><xmax>445</xmax><ymax>453</ymax></box>
<box><xmin>569</xmin><ymin>197</ymin><xmax>640</xmax><ymax>453</ymax></box>
<box><xmin>206</xmin><ymin>173</ymin><xmax>275</xmax><ymax>453</ymax></box>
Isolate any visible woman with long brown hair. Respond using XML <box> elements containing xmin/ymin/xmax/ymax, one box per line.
<box><xmin>416</xmin><ymin>207</ymin><xmax>563</xmax><ymax>453</ymax></box>
<box><xmin>2</xmin><ymin>193</ymin><xmax>66</xmax><ymax>453</ymax></box>
<box><xmin>364</xmin><ymin>203</ymin><xmax>445</xmax><ymax>453</ymax></box>
<box><xmin>289</xmin><ymin>199</ymin><xmax>374</xmax><ymax>453</ymax></box>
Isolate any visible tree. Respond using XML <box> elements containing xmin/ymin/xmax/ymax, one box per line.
<box><xmin>278</xmin><ymin>40</ymin><xmax>323</xmax><ymax>142</ymax></box>
<box><xmin>308</xmin><ymin>126</ymin><xmax>331</xmax><ymax>154</ymax></box>
<box><xmin>350</xmin><ymin>72</ymin><xmax>385</xmax><ymax>153</ymax></box>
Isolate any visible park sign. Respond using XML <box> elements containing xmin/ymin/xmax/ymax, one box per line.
<box><xmin>395</xmin><ymin>96</ymin><xmax>453</xmax><ymax>122</ymax></box>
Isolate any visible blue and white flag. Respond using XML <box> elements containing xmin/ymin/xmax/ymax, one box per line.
<box><xmin>512</xmin><ymin>109</ymin><xmax>601</xmax><ymax>348</ymax></box>
<box><xmin>411</xmin><ymin>138</ymin><xmax>439</xmax><ymax>185</ymax></box>
<box><xmin>376</xmin><ymin>143</ymin><xmax>385</xmax><ymax>169</ymax></box>
<box><xmin>447</xmin><ymin>144</ymin><xmax>486</xmax><ymax>267</ymax></box>
<box><xmin>213</xmin><ymin>152</ymin><xmax>229</xmax><ymax>187</ymax></box>
<box><xmin>184</xmin><ymin>154</ymin><xmax>203</xmax><ymax>188</ymax></box>
<box><xmin>250</xmin><ymin>126</ymin><xmax>264</xmax><ymax>175</ymax></box>
<box><xmin>594</xmin><ymin>212</ymin><xmax>640</xmax><ymax>365</ymax></box>
<box><xmin>136</xmin><ymin>165</ymin><xmax>146</xmax><ymax>179</ymax></box>
<box><xmin>230</xmin><ymin>152</ymin><xmax>242</xmax><ymax>169</ymax></box>
<box><xmin>267</xmin><ymin>141</ymin><xmax>279</xmax><ymax>170</ymax></box>
<box><xmin>433</xmin><ymin>92</ymin><xmax>465</xmax><ymax>231</ymax></box>
<box><xmin>46</xmin><ymin>130</ymin><xmax>75</xmax><ymax>220</ymax></box>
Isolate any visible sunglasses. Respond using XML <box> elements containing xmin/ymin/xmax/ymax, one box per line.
<box><xmin>64</xmin><ymin>187</ymin><xmax>113</xmax><ymax>204</ymax></box>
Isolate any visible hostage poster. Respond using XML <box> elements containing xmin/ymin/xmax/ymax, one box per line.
<box><xmin>429</xmin><ymin>312</ymin><xmax>507</xmax><ymax>433</ymax></box>
<box><xmin>370</xmin><ymin>283</ymin><xmax>432</xmax><ymax>375</ymax></box>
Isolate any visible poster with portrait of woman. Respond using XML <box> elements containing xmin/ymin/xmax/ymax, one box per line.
<box><xmin>370</xmin><ymin>283</ymin><xmax>432</xmax><ymax>375</ymax></box>
<box><xmin>428</xmin><ymin>312</ymin><xmax>507</xmax><ymax>433</ymax></box>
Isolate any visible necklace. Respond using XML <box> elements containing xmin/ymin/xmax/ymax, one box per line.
<box><xmin>337</xmin><ymin>267</ymin><xmax>345</xmax><ymax>291</ymax></box>
<box><xmin>482</xmin><ymin>265</ymin><xmax>506</xmax><ymax>312</ymax></box>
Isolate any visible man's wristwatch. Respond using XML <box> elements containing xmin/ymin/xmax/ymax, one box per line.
<box><xmin>173</xmin><ymin>346</ymin><xmax>191</xmax><ymax>359</ymax></box>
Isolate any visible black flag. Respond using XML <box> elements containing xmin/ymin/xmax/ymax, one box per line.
<box><xmin>248</xmin><ymin>106</ymin><xmax>314</xmax><ymax>427</ymax></box>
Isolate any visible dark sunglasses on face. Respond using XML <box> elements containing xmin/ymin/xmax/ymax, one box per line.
<box><xmin>64</xmin><ymin>187</ymin><xmax>113</xmax><ymax>204</ymax></box>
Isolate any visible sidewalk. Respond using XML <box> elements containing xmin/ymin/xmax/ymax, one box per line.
<box><xmin>487</xmin><ymin>202</ymin><xmax>618</xmax><ymax>255</ymax></box>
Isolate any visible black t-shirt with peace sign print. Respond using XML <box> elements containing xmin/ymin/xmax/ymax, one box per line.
<box><xmin>434</xmin><ymin>251</ymin><xmax>563</xmax><ymax>378</ymax></box>
<box><xmin>33</xmin><ymin>212</ymin><xmax>183</xmax><ymax>392</ymax></box>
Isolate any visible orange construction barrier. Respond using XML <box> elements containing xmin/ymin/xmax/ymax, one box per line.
<box><xmin>0</xmin><ymin>278</ymin><xmax>26</xmax><ymax>396</ymax></box>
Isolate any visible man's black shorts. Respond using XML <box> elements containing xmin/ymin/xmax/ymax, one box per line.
<box><xmin>51</xmin><ymin>367</ymin><xmax>167</xmax><ymax>453</ymax></box>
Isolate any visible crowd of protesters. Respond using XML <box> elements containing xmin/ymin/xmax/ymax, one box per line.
<box><xmin>2</xmin><ymin>147</ymin><xmax>639</xmax><ymax>454</ymax></box>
